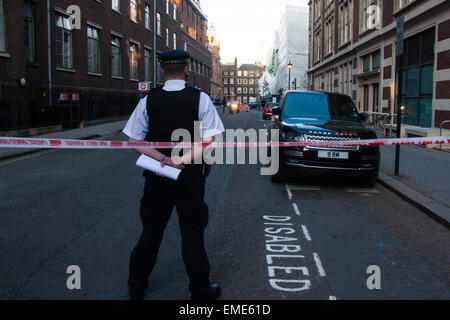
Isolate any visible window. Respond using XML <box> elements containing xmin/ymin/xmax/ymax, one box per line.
<box><xmin>87</xmin><ymin>26</ymin><xmax>100</xmax><ymax>74</ymax></box>
<box><xmin>56</xmin><ymin>15</ymin><xmax>73</xmax><ymax>68</ymax></box>
<box><xmin>230</xmin><ymin>71</ymin><xmax>235</xmax><ymax>76</ymax></box>
<box><xmin>166</xmin><ymin>0</ymin><xmax>170</xmax><ymax>15</ymax></box>
<box><xmin>238</xmin><ymin>71</ymin><xmax>242</xmax><ymax>76</ymax></box>
<box><xmin>145</xmin><ymin>5</ymin><xmax>151</xmax><ymax>30</ymax></box>
<box><xmin>243</xmin><ymin>87</ymin><xmax>248</xmax><ymax>94</ymax></box>
<box><xmin>173</xmin><ymin>4</ymin><xmax>177</xmax><ymax>20</ymax></box>
<box><xmin>394</xmin><ymin>0</ymin><xmax>415</xmax><ymax>12</ymax></box>
<box><xmin>229</xmin><ymin>87</ymin><xmax>234</xmax><ymax>94</ymax></box>
<box><xmin>237</xmin><ymin>79</ymin><xmax>241</xmax><ymax>85</ymax></box>
<box><xmin>243</xmin><ymin>96</ymin><xmax>248</xmax><ymax>103</ymax></box>
<box><xmin>243</xmin><ymin>79</ymin><xmax>247</xmax><ymax>85</ymax></box>
<box><xmin>339</xmin><ymin>1</ymin><xmax>352</xmax><ymax>46</ymax></box>
<box><xmin>0</xmin><ymin>0</ymin><xmax>4</xmax><ymax>52</ymax></box>
<box><xmin>402</xmin><ymin>27</ymin><xmax>435</xmax><ymax>128</ymax></box>
<box><xmin>237</xmin><ymin>87</ymin><xmax>242</xmax><ymax>93</ymax></box>
<box><xmin>173</xmin><ymin>33</ymin><xmax>177</xmax><ymax>50</ymax></box>
<box><xmin>250</xmin><ymin>72</ymin><xmax>254</xmax><ymax>77</ymax></box>
<box><xmin>249</xmin><ymin>79</ymin><xmax>254</xmax><ymax>85</ymax></box>
<box><xmin>324</xmin><ymin>18</ymin><xmax>333</xmax><ymax>56</ymax></box>
<box><xmin>24</xmin><ymin>2</ymin><xmax>36</xmax><ymax>63</ymax></box>
<box><xmin>230</xmin><ymin>78</ymin><xmax>234</xmax><ymax>84</ymax></box>
<box><xmin>130</xmin><ymin>0</ymin><xmax>137</xmax><ymax>22</ymax></box>
<box><xmin>144</xmin><ymin>49</ymin><xmax>151</xmax><ymax>81</ymax></box>
<box><xmin>111</xmin><ymin>36</ymin><xmax>121</xmax><ymax>77</ymax></box>
<box><xmin>184</xmin><ymin>42</ymin><xmax>187</xmax><ymax>51</ymax></box>
<box><xmin>244</xmin><ymin>71</ymin><xmax>248</xmax><ymax>76</ymax></box>
<box><xmin>313</xmin><ymin>31</ymin><xmax>321</xmax><ymax>62</ymax></box>
<box><xmin>224</xmin><ymin>71</ymin><xmax>228</xmax><ymax>76</ymax></box>
<box><xmin>157</xmin><ymin>13</ymin><xmax>161</xmax><ymax>36</ymax></box>
<box><xmin>224</xmin><ymin>78</ymin><xmax>228</xmax><ymax>85</ymax></box>
<box><xmin>372</xmin><ymin>51</ymin><xmax>380</xmax><ymax>70</ymax></box>
<box><xmin>130</xmin><ymin>42</ymin><xmax>138</xmax><ymax>79</ymax></box>
<box><xmin>166</xmin><ymin>28</ymin><xmax>169</xmax><ymax>47</ymax></box>
<box><xmin>224</xmin><ymin>88</ymin><xmax>228</xmax><ymax>94</ymax></box>
<box><xmin>112</xmin><ymin>0</ymin><xmax>120</xmax><ymax>12</ymax></box>
<box><xmin>363</xmin><ymin>55</ymin><xmax>371</xmax><ymax>72</ymax></box>
<box><xmin>250</xmin><ymin>88</ymin><xmax>254</xmax><ymax>94</ymax></box>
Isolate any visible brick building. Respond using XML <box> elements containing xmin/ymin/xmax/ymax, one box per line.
<box><xmin>0</xmin><ymin>0</ymin><xmax>212</xmax><ymax>132</ymax></box>
<box><xmin>307</xmin><ymin>0</ymin><xmax>450</xmax><ymax>131</ymax></box>
<box><xmin>207</xmin><ymin>24</ymin><xmax>223</xmax><ymax>102</ymax></box>
<box><xmin>222</xmin><ymin>58</ymin><xmax>264</xmax><ymax>104</ymax></box>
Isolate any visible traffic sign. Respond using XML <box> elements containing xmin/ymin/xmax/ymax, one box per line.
<box><xmin>138</xmin><ymin>82</ymin><xmax>151</xmax><ymax>92</ymax></box>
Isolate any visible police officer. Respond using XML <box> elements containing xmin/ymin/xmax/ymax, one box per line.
<box><xmin>123</xmin><ymin>50</ymin><xmax>225</xmax><ymax>300</ymax></box>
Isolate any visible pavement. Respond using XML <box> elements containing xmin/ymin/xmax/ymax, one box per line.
<box><xmin>379</xmin><ymin>145</ymin><xmax>450</xmax><ymax>228</ymax></box>
<box><xmin>0</xmin><ymin>120</ymin><xmax>128</xmax><ymax>161</ymax></box>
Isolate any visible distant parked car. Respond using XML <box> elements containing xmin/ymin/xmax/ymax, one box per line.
<box><xmin>263</xmin><ymin>103</ymin><xmax>278</xmax><ymax>120</ymax></box>
<box><xmin>240</xmin><ymin>104</ymin><xmax>249</xmax><ymax>112</ymax></box>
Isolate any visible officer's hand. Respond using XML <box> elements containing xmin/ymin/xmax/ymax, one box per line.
<box><xmin>171</xmin><ymin>156</ymin><xmax>185</xmax><ymax>170</ymax></box>
<box><xmin>161</xmin><ymin>157</ymin><xmax>185</xmax><ymax>170</ymax></box>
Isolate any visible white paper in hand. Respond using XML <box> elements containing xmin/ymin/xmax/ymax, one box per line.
<box><xmin>136</xmin><ymin>154</ymin><xmax>182</xmax><ymax>181</ymax></box>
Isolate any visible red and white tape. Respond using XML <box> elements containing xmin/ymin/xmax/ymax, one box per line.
<box><xmin>0</xmin><ymin>136</ymin><xmax>449</xmax><ymax>149</ymax></box>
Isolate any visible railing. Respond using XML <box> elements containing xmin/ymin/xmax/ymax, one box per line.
<box><xmin>0</xmin><ymin>85</ymin><xmax>137</xmax><ymax>132</ymax></box>
<box><xmin>361</xmin><ymin>111</ymin><xmax>397</xmax><ymax>138</ymax></box>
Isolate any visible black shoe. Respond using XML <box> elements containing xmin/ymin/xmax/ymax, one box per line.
<box><xmin>129</xmin><ymin>284</ymin><xmax>148</xmax><ymax>301</ymax></box>
<box><xmin>191</xmin><ymin>284</ymin><xmax>222</xmax><ymax>300</ymax></box>
<box><xmin>210</xmin><ymin>284</ymin><xmax>222</xmax><ymax>300</ymax></box>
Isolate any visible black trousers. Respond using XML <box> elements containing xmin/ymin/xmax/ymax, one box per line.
<box><xmin>128</xmin><ymin>166</ymin><xmax>211</xmax><ymax>299</ymax></box>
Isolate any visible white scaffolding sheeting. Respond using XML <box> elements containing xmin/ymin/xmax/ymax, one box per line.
<box><xmin>272</xmin><ymin>5</ymin><xmax>309</xmax><ymax>92</ymax></box>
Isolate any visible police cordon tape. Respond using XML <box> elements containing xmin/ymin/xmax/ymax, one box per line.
<box><xmin>0</xmin><ymin>136</ymin><xmax>449</xmax><ymax>149</ymax></box>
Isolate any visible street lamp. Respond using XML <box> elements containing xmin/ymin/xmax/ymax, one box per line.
<box><xmin>288</xmin><ymin>61</ymin><xmax>293</xmax><ymax>90</ymax></box>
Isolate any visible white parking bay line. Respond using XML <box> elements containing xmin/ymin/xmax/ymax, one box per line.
<box><xmin>292</xmin><ymin>203</ymin><xmax>301</xmax><ymax>216</ymax></box>
<box><xmin>313</xmin><ymin>253</ymin><xmax>327</xmax><ymax>277</ymax></box>
<box><xmin>301</xmin><ymin>225</ymin><xmax>312</xmax><ymax>241</ymax></box>
<box><xmin>345</xmin><ymin>188</ymin><xmax>380</xmax><ymax>194</ymax></box>
<box><xmin>287</xmin><ymin>184</ymin><xmax>321</xmax><ymax>191</ymax></box>
<box><xmin>285</xmin><ymin>184</ymin><xmax>293</xmax><ymax>200</ymax></box>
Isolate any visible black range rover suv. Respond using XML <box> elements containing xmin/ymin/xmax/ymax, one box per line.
<box><xmin>270</xmin><ymin>91</ymin><xmax>380</xmax><ymax>187</ymax></box>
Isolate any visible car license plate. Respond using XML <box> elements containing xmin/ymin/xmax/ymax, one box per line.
<box><xmin>318</xmin><ymin>150</ymin><xmax>349</xmax><ymax>159</ymax></box>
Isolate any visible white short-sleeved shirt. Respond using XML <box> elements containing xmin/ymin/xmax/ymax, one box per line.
<box><xmin>123</xmin><ymin>80</ymin><xmax>225</xmax><ymax>141</ymax></box>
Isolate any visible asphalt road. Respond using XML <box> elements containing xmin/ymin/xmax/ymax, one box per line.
<box><xmin>0</xmin><ymin>109</ymin><xmax>449</xmax><ymax>300</ymax></box>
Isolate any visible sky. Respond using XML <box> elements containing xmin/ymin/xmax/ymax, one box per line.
<box><xmin>201</xmin><ymin>0</ymin><xmax>309</xmax><ymax>66</ymax></box>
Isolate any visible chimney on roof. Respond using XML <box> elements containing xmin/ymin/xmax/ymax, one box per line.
<box><xmin>234</xmin><ymin>57</ymin><xmax>238</xmax><ymax>67</ymax></box>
